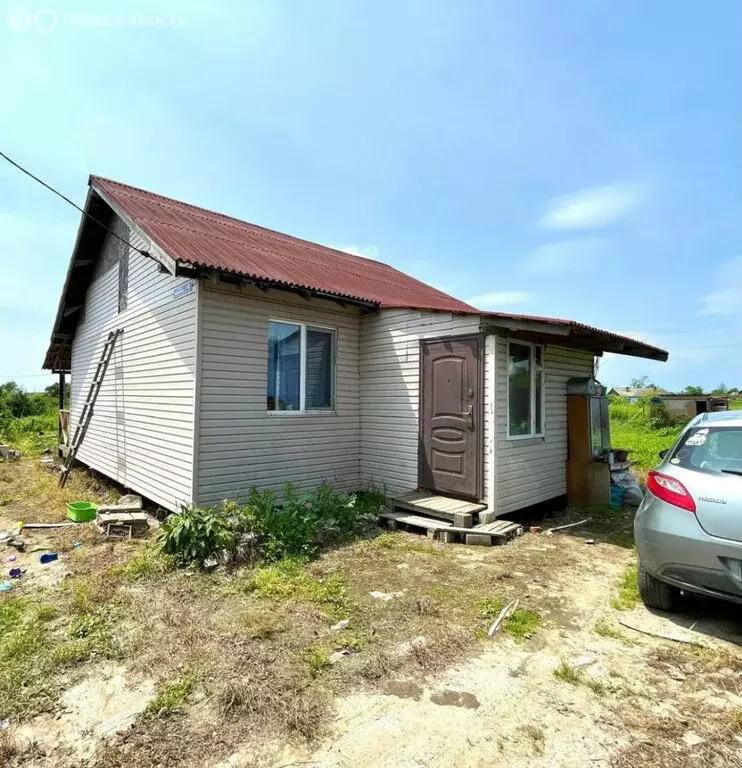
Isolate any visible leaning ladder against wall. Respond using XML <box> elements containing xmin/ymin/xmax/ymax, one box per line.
<box><xmin>59</xmin><ymin>329</ymin><xmax>123</xmax><ymax>488</ymax></box>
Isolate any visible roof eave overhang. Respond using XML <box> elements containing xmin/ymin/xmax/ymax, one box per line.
<box><xmin>173</xmin><ymin>262</ymin><xmax>380</xmax><ymax>310</ymax></box>
<box><xmin>42</xmin><ymin>188</ymin><xmax>113</xmax><ymax>372</ymax></box>
<box><xmin>480</xmin><ymin>317</ymin><xmax>669</xmax><ymax>362</ymax></box>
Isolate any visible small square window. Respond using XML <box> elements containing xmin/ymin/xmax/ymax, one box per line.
<box><xmin>267</xmin><ymin>321</ymin><xmax>336</xmax><ymax>412</ymax></box>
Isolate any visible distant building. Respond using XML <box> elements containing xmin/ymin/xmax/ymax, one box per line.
<box><xmin>607</xmin><ymin>386</ymin><xmax>669</xmax><ymax>403</ymax></box>
<box><xmin>651</xmin><ymin>394</ymin><xmax>729</xmax><ymax>418</ymax></box>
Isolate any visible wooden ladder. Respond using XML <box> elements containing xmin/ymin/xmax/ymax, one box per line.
<box><xmin>59</xmin><ymin>329</ymin><xmax>122</xmax><ymax>487</ymax></box>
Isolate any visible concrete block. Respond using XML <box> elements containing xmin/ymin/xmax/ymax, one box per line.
<box><xmin>387</xmin><ymin>519</ymin><xmax>400</xmax><ymax>530</ymax></box>
<box><xmin>426</xmin><ymin>529</ymin><xmax>437</xmax><ymax>540</ymax></box>
<box><xmin>453</xmin><ymin>512</ymin><xmax>473</xmax><ymax>529</ymax></box>
<box><xmin>439</xmin><ymin>531</ymin><xmax>459</xmax><ymax>544</ymax></box>
<box><xmin>465</xmin><ymin>533</ymin><xmax>492</xmax><ymax>547</ymax></box>
<box><xmin>478</xmin><ymin>510</ymin><xmax>499</xmax><ymax>525</ymax></box>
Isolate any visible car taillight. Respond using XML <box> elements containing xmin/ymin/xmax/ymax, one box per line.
<box><xmin>647</xmin><ymin>470</ymin><xmax>696</xmax><ymax>513</ymax></box>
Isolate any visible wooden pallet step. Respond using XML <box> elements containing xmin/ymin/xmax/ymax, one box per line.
<box><xmin>379</xmin><ymin>510</ymin><xmax>515</xmax><ymax>545</ymax></box>
<box><xmin>474</xmin><ymin>520</ymin><xmax>524</xmax><ymax>536</ymax></box>
<box><xmin>393</xmin><ymin>491</ymin><xmax>486</xmax><ymax>525</ymax></box>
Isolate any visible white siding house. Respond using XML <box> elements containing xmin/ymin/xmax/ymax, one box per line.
<box><xmin>69</xmin><ymin>219</ymin><xmax>198</xmax><ymax>511</ymax></box>
<box><xmin>45</xmin><ymin>176</ymin><xmax>668</xmax><ymax>516</ymax></box>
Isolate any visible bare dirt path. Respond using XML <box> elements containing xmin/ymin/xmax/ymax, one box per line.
<box><xmin>224</xmin><ymin>533</ymin><xmax>742</xmax><ymax>768</ymax></box>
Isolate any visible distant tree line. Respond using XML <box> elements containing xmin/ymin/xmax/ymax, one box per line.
<box><xmin>628</xmin><ymin>376</ymin><xmax>737</xmax><ymax>396</ymax></box>
<box><xmin>0</xmin><ymin>381</ymin><xmax>69</xmax><ymax>422</ymax></box>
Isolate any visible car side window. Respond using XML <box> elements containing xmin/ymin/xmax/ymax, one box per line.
<box><xmin>671</xmin><ymin>427</ymin><xmax>742</xmax><ymax>475</ymax></box>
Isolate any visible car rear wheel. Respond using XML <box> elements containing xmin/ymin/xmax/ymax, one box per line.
<box><xmin>638</xmin><ymin>561</ymin><xmax>678</xmax><ymax>611</ymax></box>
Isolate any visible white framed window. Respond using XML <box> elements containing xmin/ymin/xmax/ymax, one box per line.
<box><xmin>507</xmin><ymin>341</ymin><xmax>545</xmax><ymax>439</ymax></box>
<box><xmin>267</xmin><ymin>320</ymin><xmax>336</xmax><ymax>413</ymax></box>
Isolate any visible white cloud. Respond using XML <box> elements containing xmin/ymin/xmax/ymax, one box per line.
<box><xmin>466</xmin><ymin>291</ymin><xmax>533</xmax><ymax>309</ymax></box>
<box><xmin>334</xmin><ymin>244</ymin><xmax>382</xmax><ymax>261</ymax></box>
<box><xmin>697</xmin><ymin>256</ymin><xmax>742</xmax><ymax>316</ymax></box>
<box><xmin>522</xmin><ymin>238</ymin><xmax>610</xmax><ymax>276</ymax></box>
<box><xmin>539</xmin><ymin>183</ymin><xmax>644</xmax><ymax>230</ymax></box>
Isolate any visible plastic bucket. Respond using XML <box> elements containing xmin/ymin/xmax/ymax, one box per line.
<box><xmin>66</xmin><ymin>501</ymin><xmax>98</xmax><ymax>523</ymax></box>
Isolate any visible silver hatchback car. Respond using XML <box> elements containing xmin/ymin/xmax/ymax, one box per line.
<box><xmin>634</xmin><ymin>410</ymin><xmax>742</xmax><ymax>610</ymax></box>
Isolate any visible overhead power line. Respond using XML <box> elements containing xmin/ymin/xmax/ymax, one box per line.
<box><xmin>0</xmin><ymin>150</ymin><xmax>151</xmax><ymax>259</ymax></box>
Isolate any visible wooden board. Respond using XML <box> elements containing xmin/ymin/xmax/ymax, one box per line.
<box><xmin>379</xmin><ymin>510</ymin><xmax>453</xmax><ymax>531</ymax></box>
<box><xmin>394</xmin><ymin>491</ymin><xmax>486</xmax><ymax>523</ymax></box>
<box><xmin>379</xmin><ymin>510</ymin><xmax>522</xmax><ymax>545</ymax></box>
<box><xmin>474</xmin><ymin>520</ymin><xmax>524</xmax><ymax>536</ymax></box>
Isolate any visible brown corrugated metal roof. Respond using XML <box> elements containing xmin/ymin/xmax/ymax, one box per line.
<box><xmin>90</xmin><ymin>176</ymin><xmax>478</xmax><ymax>314</ymax></box>
<box><xmin>42</xmin><ymin>177</ymin><xmax>670</xmax><ymax>370</ymax></box>
<box><xmin>480</xmin><ymin>311</ymin><xmax>669</xmax><ymax>361</ymax></box>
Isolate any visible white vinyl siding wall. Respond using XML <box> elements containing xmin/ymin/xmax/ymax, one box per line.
<box><xmin>359</xmin><ymin>310</ymin><xmax>492</xmax><ymax>500</ymax></box>
<box><xmin>69</xmin><ymin>217</ymin><xmax>198</xmax><ymax>512</ymax></box>
<box><xmin>195</xmin><ymin>283</ymin><xmax>361</xmax><ymax>506</ymax></box>
<box><xmin>494</xmin><ymin>337</ymin><xmax>594</xmax><ymax>514</ymax></box>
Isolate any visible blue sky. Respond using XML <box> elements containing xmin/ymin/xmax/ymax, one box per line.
<box><xmin>1</xmin><ymin>0</ymin><xmax>740</xmax><ymax>392</ymax></box>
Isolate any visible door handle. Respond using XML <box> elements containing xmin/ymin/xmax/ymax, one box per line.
<box><xmin>463</xmin><ymin>405</ymin><xmax>474</xmax><ymax>431</ymax></box>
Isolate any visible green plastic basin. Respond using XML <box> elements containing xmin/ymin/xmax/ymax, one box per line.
<box><xmin>66</xmin><ymin>501</ymin><xmax>98</xmax><ymax>523</ymax></box>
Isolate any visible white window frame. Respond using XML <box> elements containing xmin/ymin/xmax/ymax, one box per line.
<box><xmin>506</xmin><ymin>340</ymin><xmax>546</xmax><ymax>440</ymax></box>
<box><xmin>266</xmin><ymin>319</ymin><xmax>337</xmax><ymax>415</ymax></box>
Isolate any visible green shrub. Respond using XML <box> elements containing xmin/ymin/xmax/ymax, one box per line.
<box><xmin>122</xmin><ymin>545</ymin><xmax>173</xmax><ymax>581</ymax></box>
<box><xmin>157</xmin><ymin>505</ymin><xmax>236</xmax><ymax>567</ymax></box>
<box><xmin>160</xmin><ymin>483</ymin><xmax>375</xmax><ymax>569</ymax></box>
<box><xmin>242</xmin><ymin>483</ymin><xmax>366</xmax><ymax>562</ymax></box>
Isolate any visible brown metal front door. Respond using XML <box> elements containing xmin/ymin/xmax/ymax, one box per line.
<box><xmin>419</xmin><ymin>336</ymin><xmax>481</xmax><ymax>499</ymax></box>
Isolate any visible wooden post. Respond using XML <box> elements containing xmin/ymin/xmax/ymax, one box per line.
<box><xmin>58</xmin><ymin>372</ymin><xmax>66</xmax><ymax>458</ymax></box>
<box><xmin>58</xmin><ymin>372</ymin><xmax>66</xmax><ymax>412</ymax></box>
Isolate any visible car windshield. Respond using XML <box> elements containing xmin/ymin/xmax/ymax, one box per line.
<box><xmin>670</xmin><ymin>426</ymin><xmax>742</xmax><ymax>476</ymax></box>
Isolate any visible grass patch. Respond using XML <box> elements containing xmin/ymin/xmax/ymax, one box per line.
<box><xmin>144</xmin><ymin>677</ymin><xmax>193</xmax><ymax>718</ymax></box>
<box><xmin>122</xmin><ymin>545</ymin><xmax>173</xmax><ymax>581</ymax></box>
<box><xmin>553</xmin><ymin>660</ymin><xmax>614</xmax><ymax>697</ymax></box>
<box><xmin>0</xmin><ymin>460</ymin><xmax>115</xmax><ymax>526</ymax></box>
<box><xmin>478</xmin><ymin>598</ymin><xmax>542</xmax><ymax>641</ymax></box>
<box><xmin>247</xmin><ymin>560</ymin><xmax>346</xmax><ymax>606</ymax></box>
<box><xmin>504</xmin><ymin>610</ymin><xmax>542</xmax><ymax>640</ymax></box>
<box><xmin>594</xmin><ymin>619</ymin><xmax>634</xmax><ymax>645</ymax></box>
<box><xmin>357</xmin><ymin>530</ymin><xmax>437</xmax><ymax>554</ymax></box>
<box><xmin>610</xmin><ymin>420</ymin><xmax>683</xmax><ymax>472</ymax></box>
<box><xmin>0</xmin><ymin>598</ymin><xmax>60</xmax><ymax>717</ymax></box>
<box><xmin>305</xmin><ymin>645</ymin><xmax>332</xmax><ymax>677</ymax></box>
<box><xmin>585</xmin><ymin>678</ymin><xmax>607</xmax><ymax>695</ymax></box>
<box><xmin>553</xmin><ymin>660</ymin><xmax>583</xmax><ymax>685</ymax></box>
<box><xmin>0</xmin><ymin>568</ymin><xmax>125</xmax><ymax>718</ymax></box>
<box><xmin>611</xmin><ymin>565</ymin><xmax>639</xmax><ymax>611</ymax></box>
<box><xmin>213</xmin><ymin>672</ymin><xmax>331</xmax><ymax>741</ymax></box>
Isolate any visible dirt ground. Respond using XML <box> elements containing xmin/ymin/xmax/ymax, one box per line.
<box><xmin>2</xmin><ymin>460</ymin><xmax>742</xmax><ymax>768</ymax></box>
